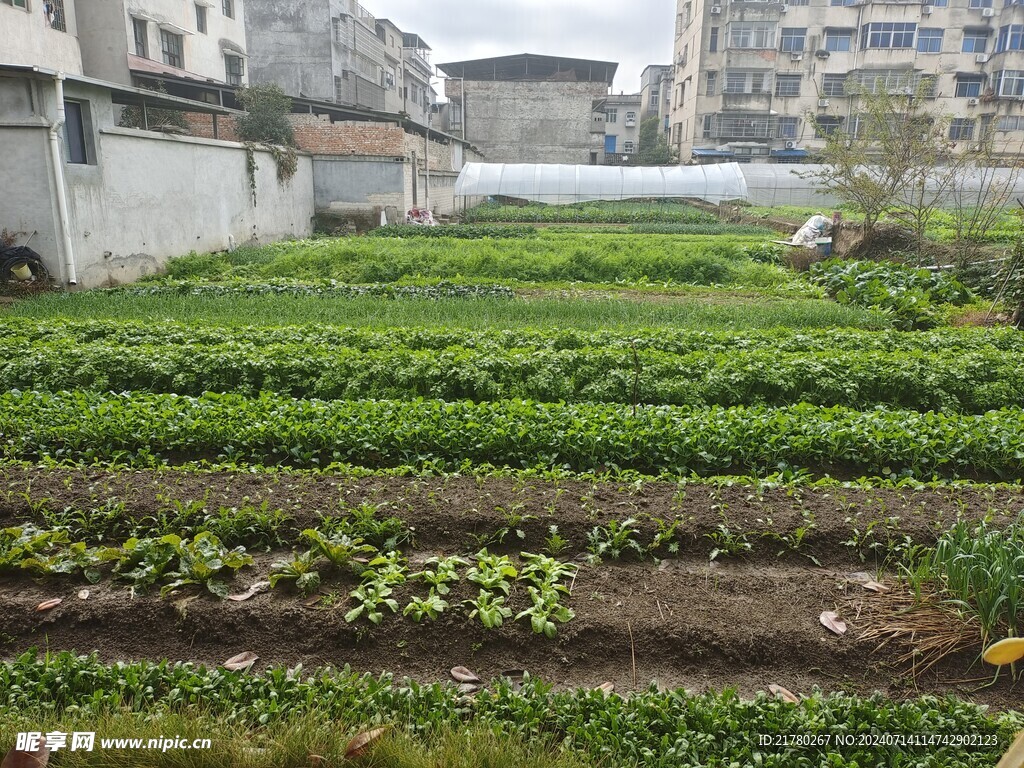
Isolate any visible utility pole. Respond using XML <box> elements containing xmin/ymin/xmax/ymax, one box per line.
<box><xmin>424</xmin><ymin>110</ymin><xmax>430</xmax><ymax>211</ymax></box>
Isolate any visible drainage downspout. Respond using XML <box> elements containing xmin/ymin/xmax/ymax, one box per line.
<box><xmin>47</xmin><ymin>72</ymin><xmax>77</xmax><ymax>285</ymax></box>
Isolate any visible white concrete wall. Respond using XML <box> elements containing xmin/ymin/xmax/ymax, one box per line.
<box><xmin>0</xmin><ymin>0</ymin><xmax>83</xmax><ymax>73</ymax></box>
<box><xmin>65</xmin><ymin>128</ymin><xmax>312</xmax><ymax>286</ymax></box>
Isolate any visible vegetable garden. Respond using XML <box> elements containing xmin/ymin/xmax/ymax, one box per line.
<box><xmin>2</xmin><ymin>220</ymin><xmax>1023</xmax><ymax>766</ymax></box>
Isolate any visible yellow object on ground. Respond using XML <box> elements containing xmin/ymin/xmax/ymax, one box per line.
<box><xmin>983</xmin><ymin>637</ymin><xmax>1024</xmax><ymax>666</ymax></box>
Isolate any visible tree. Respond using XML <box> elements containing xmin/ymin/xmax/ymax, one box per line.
<box><xmin>804</xmin><ymin>80</ymin><xmax>952</xmax><ymax>243</ymax></box>
<box><xmin>637</xmin><ymin>116</ymin><xmax>674</xmax><ymax>165</ymax></box>
<box><xmin>235</xmin><ymin>83</ymin><xmax>294</xmax><ymax>147</ymax></box>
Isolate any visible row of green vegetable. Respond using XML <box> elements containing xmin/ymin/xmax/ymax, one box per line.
<box><xmin>3</xmin><ymin>392</ymin><xmax>1023</xmax><ymax>479</ymax></box>
<box><xmin>1</xmin><ymin>651</ymin><xmax>1018</xmax><ymax>768</ymax></box>
<box><xmin>162</xmin><ymin>233</ymin><xmax>788</xmax><ymax>286</ymax></box>
<box><xmin>6</xmin><ymin>318</ymin><xmax>1021</xmax><ymax>355</ymax></box>
<box><xmin>4</xmin><ymin>337</ymin><xmax>1022</xmax><ymax>412</ymax></box>
<box><xmin>365</xmin><ymin>223</ymin><xmax>777</xmax><ymax>238</ymax></box>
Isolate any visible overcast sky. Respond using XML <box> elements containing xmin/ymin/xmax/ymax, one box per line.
<box><xmin>373</xmin><ymin>0</ymin><xmax>676</xmax><ymax>97</ymax></box>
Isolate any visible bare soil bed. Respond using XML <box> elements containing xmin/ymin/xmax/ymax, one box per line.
<box><xmin>2</xmin><ymin>467</ymin><xmax>1023</xmax><ymax>708</ymax></box>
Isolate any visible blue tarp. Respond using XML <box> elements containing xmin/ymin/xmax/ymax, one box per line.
<box><xmin>691</xmin><ymin>148</ymin><xmax>735</xmax><ymax>157</ymax></box>
<box><xmin>770</xmin><ymin>149</ymin><xmax>810</xmax><ymax>157</ymax></box>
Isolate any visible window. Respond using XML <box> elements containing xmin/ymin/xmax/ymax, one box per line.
<box><xmin>682</xmin><ymin>2</ymin><xmax>692</xmax><ymax>26</ymax></box>
<box><xmin>830</xmin><ymin>0</ymin><xmax>856</xmax><ymax>6</ymax></box>
<box><xmin>788</xmin><ymin>0</ymin><xmax>809</xmax><ymax>5</ymax></box>
<box><xmin>995</xmin><ymin>69</ymin><xmax>1024</xmax><ymax>96</ymax></box>
<box><xmin>682</xmin><ymin>44</ymin><xmax>688</xmax><ymax>65</ymax></box>
<box><xmin>778</xmin><ymin>116</ymin><xmax>799</xmax><ymax>139</ymax></box>
<box><xmin>706</xmin><ymin>71</ymin><xmax>717</xmax><ymax>95</ymax></box>
<box><xmin>775</xmin><ymin>74</ymin><xmax>801</xmax><ymax>96</ymax></box>
<box><xmin>969</xmin><ymin>0</ymin><xmax>993</xmax><ymax>7</ymax></box>
<box><xmin>723</xmin><ymin>71</ymin><xmax>769</xmax><ymax>93</ymax></box>
<box><xmin>44</xmin><ymin>0</ymin><xmax>65</xmax><ymax>31</ymax></box>
<box><xmin>997</xmin><ymin>25</ymin><xmax>1024</xmax><ymax>52</ymax></box>
<box><xmin>729</xmin><ymin>22</ymin><xmax>776</xmax><ymax>49</ymax></box>
<box><xmin>852</xmin><ymin>69</ymin><xmax>928</xmax><ymax>94</ymax></box>
<box><xmin>160</xmin><ymin>30</ymin><xmax>183</xmax><ymax>68</ymax></box>
<box><xmin>780</xmin><ymin>27</ymin><xmax>806</xmax><ymax>52</ymax></box>
<box><xmin>824</xmin><ymin>29</ymin><xmax>853</xmax><ymax>52</ymax></box>
<box><xmin>195</xmin><ymin>4</ymin><xmax>207</xmax><ymax>34</ymax></box>
<box><xmin>332</xmin><ymin>17</ymin><xmax>346</xmax><ymax>42</ymax></box>
<box><xmin>606</xmin><ymin>108</ymin><xmax>618</xmax><ymax>123</ymax></box>
<box><xmin>950</xmin><ymin>118</ymin><xmax>976</xmax><ymax>140</ymax></box>
<box><xmin>133</xmin><ymin>18</ymin><xmax>148</xmax><ymax>57</ymax></box>
<box><xmin>932</xmin><ymin>0</ymin><xmax>948</xmax><ymax>5</ymax></box>
<box><xmin>702</xmin><ymin>115</ymin><xmax>713</xmax><ymax>138</ymax></box>
<box><xmin>222</xmin><ymin>0</ymin><xmax>233</xmax><ymax>18</ymax></box>
<box><xmin>709</xmin><ymin>27</ymin><xmax>719</xmax><ymax>52</ymax></box>
<box><xmin>225</xmin><ymin>54</ymin><xmax>244</xmax><ymax>85</ymax></box>
<box><xmin>822</xmin><ymin>73</ymin><xmax>846</xmax><ymax>96</ymax></box>
<box><xmin>625</xmin><ymin>111</ymin><xmax>636</xmax><ymax>123</ymax></box>
<box><xmin>814</xmin><ymin>116</ymin><xmax>842</xmax><ymax>137</ymax></box>
<box><xmin>650</xmin><ymin>91</ymin><xmax>660</xmax><ymax>108</ymax></box>
<box><xmin>63</xmin><ymin>100</ymin><xmax>89</xmax><ymax>164</ymax></box>
<box><xmin>6</xmin><ymin>0</ymin><xmax>28</xmax><ymax>8</ymax></box>
<box><xmin>862</xmin><ymin>22</ymin><xmax>916</xmax><ymax>49</ymax></box>
<box><xmin>998</xmin><ymin>115</ymin><xmax>1024</xmax><ymax>130</ymax></box>
<box><xmin>963</xmin><ymin>29</ymin><xmax>990</xmax><ymax>53</ymax></box>
<box><xmin>675</xmin><ymin>13</ymin><xmax>684</xmax><ymax>37</ymax></box>
<box><xmin>624</xmin><ymin>140</ymin><xmax>636</xmax><ymax>153</ymax></box>
<box><xmin>917</xmin><ymin>28</ymin><xmax>942</xmax><ymax>52</ymax></box>
<box><xmin>955</xmin><ymin>75</ymin><xmax>985</xmax><ymax>97</ymax></box>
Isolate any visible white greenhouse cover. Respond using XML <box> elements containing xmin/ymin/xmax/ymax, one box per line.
<box><xmin>455</xmin><ymin>163</ymin><xmax>748</xmax><ymax>204</ymax></box>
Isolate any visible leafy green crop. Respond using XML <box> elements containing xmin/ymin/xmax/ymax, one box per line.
<box><xmin>161</xmin><ymin>532</ymin><xmax>254</xmax><ymax>598</ymax></box>
<box><xmin>464</xmin><ymin>590</ymin><xmax>513</xmax><ymax>629</ymax></box>
<box><xmin>466</xmin><ymin>550</ymin><xmax>518</xmax><ymax>595</ymax></box>
<box><xmin>367</xmin><ymin>224</ymin><xmax>538</xmax><ymax>239</ymax></box>
<box><xmin>268</xmin><ymin>550</ymin><xmax>321</xmax><ymax>596</ymax></box>
<box><xmin>463</xmin><ymin>201</ymin><xmax>716</xmax><ymax>224</ymax></box>
<box><xmin>4</xmin><ymin>391</ymin><xmax>1024</xmax><ymax>480</ymax></box>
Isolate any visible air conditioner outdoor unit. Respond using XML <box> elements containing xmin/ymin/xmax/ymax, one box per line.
<box><xmin>780</xmin><ymin>3</ymin><xmax>788</xmax><ymax>11</ymax></box>
<box><xmin>970</xmin><ymin>143</ymin><xmax>982</xmax><ymax>151</ymax></box>
<box><xmin>922</xmin><ymin>4</ymin><xmax>933</xmax><ymax>13</ymax></box>
<box><xmin>818</xmin><ymin>98</ymin><xmax>830</xmax><ymax>107</ymax></box>
<box><xmin>982</xmin><ymin>7</ymin><xmax>995</xmax><ymax>16</ymax></box>
<box><xmin>791</xmin><ymin>52</ymin><xmax>803</xmax><ymax>60</ymax></box>
<box><xmin>967</xmin><ymin>97</ymin><xmax>980</xmax><ymax>105</ymax></box>
<box><xmin>976</xmin><ymin>54</ymin><xmax>989</xmax><ymax>63</ymax></box>
<box><xmin>710</xmin><ymin>5</ymin><xmax>722</xmax><ymax>13</ymax></box>
<box><xmin>785</xmin><ymin>140</ymin><xmax>797</xmax><ymax>149</ymax></box>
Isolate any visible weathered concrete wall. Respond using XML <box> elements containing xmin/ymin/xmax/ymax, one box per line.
<box><xmin>67</xmin><ymin>128</ymin><xmax>313</xmax><ymax>286</ymax></box>
<box><xmin>313</xmin><ymin>155</ymin><xmax>404</xmax><ymax>211</ymax></box>
<box><xmin>0</xmin><ymin>1</ymin><xmax>83</xmax><ymax>73</ymax></box>
<box><xmin>245</xmin><ymin>0</ymin><xmax>334</xmax><ymax>102</ymax></box>
<box><xmin>74</xmin><ymin>0</ymin><xmax>130</xmax><ymax>84</ymax></box>
<box><xmin>460</xmin><ymin>80</ymin><xmax>610</xmax><ymax>164</ymax></box>
<box><xmin>0</xmin><ymin>78</ymin><xmax>60</xmax><ymax>272</ymax></box>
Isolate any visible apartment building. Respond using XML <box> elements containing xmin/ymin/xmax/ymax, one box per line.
<box><xmin>670</xmin><ymin>0</ymin><xmax>1024</xmax><ymax>163</ymax></box>
<box><xmin>244</xmin><ymin>0</ymin><xmax>434</xmax><ymax>123</ymax></box>
<box><xmin>640</xmin><ymin>64</ymin><xmax>674</xmax><ymax>136</ymax></box>
<box><xmin>591</xmin><ymin>93</ymin><xmax>642</xmax><ymax>163</ymax></box>
<box><xmin>74</xmin><ymin>0</ymin><xmax>247</xmax><ymax>87</ymax></box>
<box><xmin>1</xmin><ymin>0</ymin><xmax>83</xmax><ymax>73</ymax></box>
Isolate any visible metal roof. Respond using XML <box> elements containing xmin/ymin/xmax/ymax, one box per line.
<box><xmin>437</xmin><ymin>53</ymin><xmax>617</xmax><ymax>84</ymax></box>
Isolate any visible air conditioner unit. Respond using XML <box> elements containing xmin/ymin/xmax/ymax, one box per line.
<box><xmin>710</xmin><ymin>5</ymin><xmax>722</xmax><ymax>13</ymax></box>
<box><xmin>982</xmin><ymin>7</ymin><xmax>995</xmax><ymax>16</ymax></box>
<box><xmin>970</xmin><ymin>143</ymin><xmax>982</xmax><ymax>151</ymax></box>
<box><xmin>967</xmin><ymin>97</ymin><xmax>980</xmax><ymax>105</ymax></box>
<box><xmin>780</xmin><ymin>3</ymin><xmax>788</xmax><ymax>10</ymax></box>
<box><xmin>818</xmin><ymin>98</ymin><xmax>830</xmax><ymax>107</ymax></box>
<box><xmin>922</xmin><ymin>4</ymin><xmax>933</xmax><ymax>13</ymax></box>
<box><xmin>791</xmin><ymin>52</ymin><xmax>804</xmax><ymax>61</ymax></box>
<box><xmin>785</xmin><ymin>140</ymin><xmax>797</xmax><ymax>149</ymax></box>
<box><xmin>976</xmin><ymin>53</ymin><xmax>989</xmax><ymax>63</ymax></box>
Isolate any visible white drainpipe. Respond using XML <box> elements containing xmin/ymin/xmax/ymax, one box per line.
<box><xmin>48</xmin><ymin>72</ymin><xmax>77</xmax><ymax>285</ymax></box>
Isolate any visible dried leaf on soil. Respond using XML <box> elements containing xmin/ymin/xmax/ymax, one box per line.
<box><xmin>862</xmin><ymin>580</ymin><xmax>889</xmax><ymax>593</ymax></box>
<box><xmin>820</xmin><ymin>611</ymin><xmax>847</xmax><ymax>636</ymax></box>
<box><xmin>344</xmin><ymin>728</ymin><xmax>386</xmax><ymax>759</ymax></box>
<box><xmin>457</xmin><ymin>682</ymin><xmax>480</xmax><ymax>694</ymax></box>
<box><xmin>768</xmin><ymin>684</ymin><xmax>799</xmax><ymax>703</ymax></box>
<box><xmin>35</xmin><ymin>599</ymin><xmax>61</xmax><ymax>612</ymax></box>
<box><xmin>596</xmin><ymin>681</ymin><xmax>614</xmax><ymax>695</ymax></box>
<box><xmin>228</xmin><ymin>581</ymin><xmax>270</xmax><ymax>602</ymax></box>
<box><xmin>77</xmin><ymin>589</ymin><xmax>90</xmax><ymax>600</ymax></box>
<box><xmin>450</xmin><ymin>666</ymin><xmax>480</xmax><ymax>683</ymax></box>
<box><xmin>1</xmin><ymin>745</ymin><xmax>49</xmax><ymax>768</ymax></box>
<box><xmin>222</xmin><ymin>651</ymin><xmax>259</xmax><ymax>672</ymax></box>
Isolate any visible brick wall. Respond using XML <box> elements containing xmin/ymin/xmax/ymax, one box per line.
<box><xmin>184</xmin><ymin>113</ymin><xmax>406</xmax><ymax>156</ymax></box>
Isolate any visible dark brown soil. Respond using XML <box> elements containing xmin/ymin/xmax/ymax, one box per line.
<box><xmin>2</xmin><ymin>467</ymin><xmax>1023</xmax><ymax>707</ymax></box>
